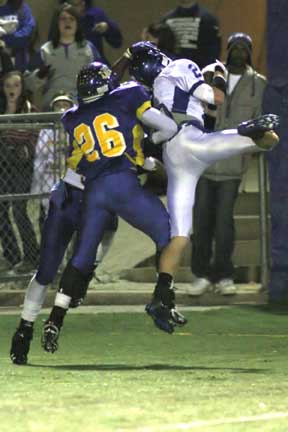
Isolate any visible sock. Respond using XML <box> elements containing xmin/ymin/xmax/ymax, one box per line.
<box><xmin>18</xmin><ymin>318</ymin><xmax>33</xmax><ymax>331</ymax></box>
<box><xmin>21</xmin><ymin>274</ymin><xmax>48</xmax><ymax>322</ymax></box>
<box><xmin>48</xmin><ymin>306</ymin><xmax>67</xmax><ymax>329</ymax></box>
<box><xmin>154</xmin><ymin>272</ymin><xmax>175</xmax><ymax>307</ymax></box>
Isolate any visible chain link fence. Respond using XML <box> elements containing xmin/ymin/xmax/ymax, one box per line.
<box><xmin>0</xmin><ymin>113</ymin><xmax>68</xmax><ymax>283</ymax></box>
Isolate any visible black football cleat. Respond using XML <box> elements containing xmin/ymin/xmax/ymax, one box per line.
<box><xmin>145</xmin><ymin>300</ymin><xmax>188</xmax><ymax>334</ymax></box>
<box><xmin>10</xmin><ymin>325</ymin><xmax>33</xmax><ymax>365</ymax></box>
<box><xmin>238</xmin><ymin>114</ymin><xmax>280</xmax><ymax>137</ymax></box>
<box><xmin>170</xmin><ymin>308</ymin><xmax>188</xmax><ymax>327</ymax></box>
<box><xmin>145</xmin><ymin>301</ymin><xmax>175</xmax><ymax>334</ymax></box>
<box><xmin>238</xmin><ymin>114</ymin><xmax>280</xmax><ymax>150</ymax></box>
<box><xmin>41</xmin><ymin>321</ymin><xmax>60</xmax><ymax>353</ymax></box>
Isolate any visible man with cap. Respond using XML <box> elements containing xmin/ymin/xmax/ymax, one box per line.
<box><xmin>188</xmin><ymin>32</ymin><xmax>268</xmax><ymax>296</ymax></box>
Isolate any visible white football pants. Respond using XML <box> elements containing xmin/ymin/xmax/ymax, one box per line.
<box><xmin>163</xmin><ymin>125</ymin><xmax>257</xmax><ymax>238</ymax></box>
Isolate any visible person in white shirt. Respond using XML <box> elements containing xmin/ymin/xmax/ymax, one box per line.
<box><xmin>189</xmin><ymin>33</ymin><xmax>267</xmax><ymax>297</ymax></box>
<box><xmin>32</xmin><ymin>93</ymin><xmax>74</xmax><ymax>221</ymax></box>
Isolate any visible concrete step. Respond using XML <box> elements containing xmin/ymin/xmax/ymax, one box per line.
<box><xmin>0</xmin><ymin>282</ymin><xmax>266</xmax><ymax>308</ymax></box>
<box><xmin>121</xmin><ymin>265</ymin><xmax>261</xmax><ymax>284</ymax></box>
<box><xmin>136</xmin><ymin>238</ymin><xmax>261</xmax><ymax>271</ymax></box>
<box><xmin>234</xmin><ymin>192</ymin><xmax>262</xmax><ymax>215</ymax></box>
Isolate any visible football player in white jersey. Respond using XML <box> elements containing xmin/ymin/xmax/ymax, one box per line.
<box><xmin>113</xmin><ymin>42</ymin><xmax>279</xmax><ymax>334</ymax></box>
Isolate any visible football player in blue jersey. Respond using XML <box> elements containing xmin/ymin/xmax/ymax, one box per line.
<box><xmin>40</xmin><ymin>61</ymin><xmax>186</xmax><ymax>353</ymax></box>
<box><xmin>10</xmin><ymin>134</ymin><xmax>118</xmax><ymax>365</ymax></box>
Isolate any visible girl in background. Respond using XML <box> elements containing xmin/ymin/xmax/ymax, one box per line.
<box><xmin>0</xmin><ymin>70</ymin><xmax>39</xmax><ymax>273</ymax></box>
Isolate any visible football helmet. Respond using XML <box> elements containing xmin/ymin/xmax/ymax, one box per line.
<box><xmin>77</xmin><ymin>61</ymin><xmax>119</xmax><ymax>104</ymax></box>
<box><xmin>128</xmin><ymin>45</ymin><xmax>170</xmax><ymax>88</ymax></box>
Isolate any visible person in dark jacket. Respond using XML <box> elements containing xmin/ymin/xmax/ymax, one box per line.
<box><xmin>160</xmin><ymin>0</ymin><xmax>221</xmax><ymax>68</ymax></box>
<box><xmin>0</xmin><ymin>0</ymin><xmax>35</xmax><ymax>71</ymax></box>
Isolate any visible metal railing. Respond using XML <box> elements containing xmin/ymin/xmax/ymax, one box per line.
<box><xmin>0</xmin><ymin>112</ymin><xmax>68</xmax><ymax>282</ymax></box>
<box><xmin>258</xmin><ymin>153</ymin><xmax>270</xmax><ymax>289</ymax></box>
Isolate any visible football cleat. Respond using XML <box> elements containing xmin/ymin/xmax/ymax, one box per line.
<box><xmin>41</xmin><ymin>321</ymin><xmax>60</xmax><ymax>353</ymax></box>
<box><xmin>10</xmin><ymin>325</ymin><xmax>33</xmax><ymax>365</ymax></box>
<box><xmin>145</xmin><ymin>301</ymin><xmax>188</xmax><ymax>334</ymax></box>
<box><xmin>238</xmin><ymin>114</ymin><xmax>280</xmax><ymax>135</ymax></box>
<box><xmin>170</xmin><ymin>308</ymin><xmax>188</xmax><ymax>326</ymax></box>
<box><xmin>238</xmin><ymin>114</ymin><xmax>280</xmax><ymax>150</ymax></box>
<box><xmin>254</xmin><ymin>130</ymin><xmax>279</xmax><ymax>151</ymax></box>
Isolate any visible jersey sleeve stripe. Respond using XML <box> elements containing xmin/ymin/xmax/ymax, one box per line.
<box><xmin>66</xmin><ymin>142</ymin><xmax>83</xmax><ymax>170</ymax></box>
<box><xmin>188</xmin><ymin>80</ymin><xmax>205</xmax><ymax>95</ymax></box>
<box><xmin>136</xmin><ymin>100</ymin><xmax>152</xmax><ymax>119</ymax></box>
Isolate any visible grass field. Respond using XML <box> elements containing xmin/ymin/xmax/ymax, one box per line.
<box><xmin>1</xmin><ymin>306</ymin><xmax>288</xmax><ymax>432</ymax></box>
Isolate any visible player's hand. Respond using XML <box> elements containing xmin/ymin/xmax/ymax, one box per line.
<box><xmin>123</xmin><ymin>41</ymin><xmax>158</xmax><ymax>60</ymax></box>
<box><xmin>93</xmin><ymin>21</ymin><xmax>108</xmax><ymax>33</ymax></box>
<box><xmin>202</xmin><ymin>71</ymin><xmax>214</xmax><ymax>85</ymax></box>
<box><xmin>214</xmin><ymin>59</ymin><xmax>228</xmax><ymax>79</ymax></box>
<box><xmin>202</xmin><ymin>59</ymin><xmax>228</xmax><ymax>80</ymax></box>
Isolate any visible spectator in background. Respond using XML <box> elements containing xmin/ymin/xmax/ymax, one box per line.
<box><xmin>160</xmin><ymin>0</ymin><xmax>221</xmax><ymax>68</ymax></box>
<box><xmin>188</xmin><ymin>33</ymin><xmax>267</xmax><ymax>296</ymax></box>
<box><xmin>57</xmin><ymin>0</ymin><xmax>122</xmax><ymax>64</ymax></box>
<box><xmin>141</xmin><ymin>23</ymin><xmax>176</xmax><ymax>59</ymax></box>
<box><xmin>26</xmin><ymin>3</ymin><xmax>100</xmax><ymax>110</ymax></box>
<box><xmin>32</xmin><ymin>91</ymin><xmax>74</xmax><ymax>229</ymax></box>
<box><xmin>0</xmin><ymin>70</ymin><xmax>39</xmax><ymax>273</ymax></box>
<box><xmin>0</xmin><ymin>38</ymin><xmax>14</xmax><ymax>87</ymax></box>
<box><xmin>0</xmin><ymin>0</ymin><xmax>35</xmax><ymax>71</ymax></box>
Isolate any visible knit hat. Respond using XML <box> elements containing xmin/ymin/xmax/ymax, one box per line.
<box><xmin>227</xmin><ymin>32</ymin><xmax>253</xmax><ymax>65</ymax></box>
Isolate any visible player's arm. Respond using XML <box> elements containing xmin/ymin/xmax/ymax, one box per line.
<box><xmin>139</xmin><ymin>107</ymin><xmax>178</xmax><ymax>144</ymax></box>
<box><xmin>193</xmin><ymin>60</ymin><xmax>227</xmax><ymax>106</ymax></box>
<box><xmin>111</xmin><ymin>55</ymin><xmax>130</xmax><ymax>81</ymax></box>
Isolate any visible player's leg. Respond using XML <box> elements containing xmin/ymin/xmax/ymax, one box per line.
<box><xmin>94</xmin><ymin>214</ymin><xmax>118</xmax><ymax>270</ymax></box>
<box><xmin>176</xmin><ymin>116</ymin><xmax>279</xmax><ymax>168</ymax></box>
<box><xmin>42</xmin><ymin>183</ymin><xmax>112</xmax><ymax>353</ymax></box>
<box><xmin>113</xmin><ymin>171</ymin><xmax>186</xmax><ymax>334</ymax></box>
<box><xmin>10</xmin><ymin>185</ymin><xmax>80</xmax><ymax>364</ymax></box>
<box><xmin>157</xmin><ymin>172</ymin><xmax>198</xmax><ymax>290</ymax></box>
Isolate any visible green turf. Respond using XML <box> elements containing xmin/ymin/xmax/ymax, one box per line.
<box><xmin>1</xmin><ymin>306</ymin><xmax>288</xmax><ymax>432</ymax></box>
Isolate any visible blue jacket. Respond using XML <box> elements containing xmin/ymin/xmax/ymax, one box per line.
<box><xmin>79</xmin><ymin>7</ymin><xmax>122</xmax><ymax>64</ymax></box>
<box><xmin>0</xmin><ymin>2</ymin><xmax>35</xmax><ymax>71</ymax></box>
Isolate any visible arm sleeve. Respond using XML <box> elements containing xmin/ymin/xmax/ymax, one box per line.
<box><xmin>3</xmin><ymin>4</ymin><xmax>35</xmax><ymax>49</ymax></box>
<box><xmin>140</xmin><ymin>108</ymin><xmax>178</xmax><ymax>144</ymax></box>
<box><xmin>193</xmin><ymin>82</ymin><xmax>215</xmax><ymax>105</ymax></box>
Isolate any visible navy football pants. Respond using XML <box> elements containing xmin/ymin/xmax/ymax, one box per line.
<box><xmin>71</xmin><ymin>170</ymin><xmax>170</xmax><ymax>274</ymax></box>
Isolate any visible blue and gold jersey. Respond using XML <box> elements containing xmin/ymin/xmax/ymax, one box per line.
<box><xmin>62</xmin><ymin>81</ymin><xmax>151</xmax><ymax>182</ymax></box>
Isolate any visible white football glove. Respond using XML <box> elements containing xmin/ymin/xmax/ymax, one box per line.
<box><xmin>142</xmin><ymin>157</ymin><xmax>157</xmax><ymax>171</ymax></box>
<box><xmin>202</xmin><ymin>59</ymin><xmax>228</xmax><ymax>80</ymax></box>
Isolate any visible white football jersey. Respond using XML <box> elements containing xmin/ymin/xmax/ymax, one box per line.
<box><xmin>153</xmin><ymin>59</ymin><xmax>206</xmax><ymax>125</ymax></box>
